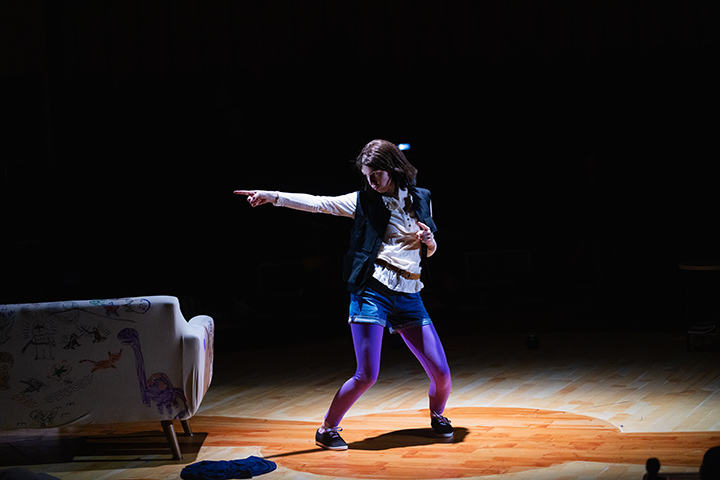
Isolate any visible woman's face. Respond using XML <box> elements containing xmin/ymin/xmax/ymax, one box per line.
<box><xmin>361</xmin><ymin>165</ymin><xmax>394</xmax><ymax>195</ymax></box>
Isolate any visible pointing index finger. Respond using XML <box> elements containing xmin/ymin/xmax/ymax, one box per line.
<box><xmin>234</xmin><ymin>190</ymin><xmax>254</xmax><ymax>196</ymax></box>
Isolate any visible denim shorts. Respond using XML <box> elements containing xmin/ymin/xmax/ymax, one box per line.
<box><xmin>348</xmin><ymin>279</ymin><xmax>433</xmax><ymax>334</ymax></box>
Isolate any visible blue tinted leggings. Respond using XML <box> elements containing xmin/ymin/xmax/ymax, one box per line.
<box><xmin>323</xmin><ymin>323</ymin><xmax>452</xmax><ymax>428</ymax></box>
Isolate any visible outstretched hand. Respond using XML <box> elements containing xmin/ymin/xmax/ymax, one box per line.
<box><xmin>234</xmin><ymin>190</ymin><xmax>278</xmax><ymax>208</ymax></box>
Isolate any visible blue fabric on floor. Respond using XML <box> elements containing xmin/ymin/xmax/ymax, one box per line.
<box><xmin>180</xmin><ymin>456</ymin><xmax>277</xmax><ymax>480</ymax></box>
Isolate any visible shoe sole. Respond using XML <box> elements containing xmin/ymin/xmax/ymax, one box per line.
<box><xmin>432</xmin><ymin>431</ymin><xmax>454</xmax><ymax>438</ymax></box>
<box><xmin>316</xmin><ymin>441</ymin><xmax>348</xmax><ymax>451</ymax></box>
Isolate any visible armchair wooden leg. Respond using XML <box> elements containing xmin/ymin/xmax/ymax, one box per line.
<box><xmin>181</xmin><ymin>419</ymin><xmax>193</xmax><ymax>436</ymax></box>
<box><xmin>161</xmin><ymin>420</ymin><xmax>183</xmax><ymax>460</ymax></box>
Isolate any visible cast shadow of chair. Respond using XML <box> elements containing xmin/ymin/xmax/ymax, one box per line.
<box><xmin>0</xmin><ymin>430</ymin><xmax>208</xmax><ymax>466</ymax></box>
<box><xmin>75</xmin><ymin>430</ymin><xmax>208</xmax><ymax>461</ymax></box>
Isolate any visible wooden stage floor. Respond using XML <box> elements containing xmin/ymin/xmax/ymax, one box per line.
<box><xmin>2</xmin><ymin>330</ymin><xmax>719</xmax><ymax>479</ymax></box>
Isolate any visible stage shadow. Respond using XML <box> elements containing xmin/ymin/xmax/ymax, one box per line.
<box><xmin>348</xmin><ymin>427</ymin><xmax>469</xmax><ymax>450</ymax></box>
<box><xmin>0</xmin><ymin>431</ymin><xmax>206</xmax><ymax>466</ymax></box>
<box><xmin>265</xmin><ymin>427</ymin><xmax>469</xmax><ymax>460</ymax></box>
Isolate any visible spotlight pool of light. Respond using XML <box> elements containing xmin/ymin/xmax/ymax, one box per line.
<box><xmin>398</xmin><ymin>143</ymin><xmax>411</xmax><ymax>151</ymax></box>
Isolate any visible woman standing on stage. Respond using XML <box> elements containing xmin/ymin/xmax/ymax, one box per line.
<box><xmin>235</xmin><ymin>139</ymin><xmax>452</xmax><ymax>450</ymax></box>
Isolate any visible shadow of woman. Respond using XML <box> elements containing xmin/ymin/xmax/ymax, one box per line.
<box><xmin>264</xmin><ymin>427</ymin><xmax>470</xmax><ymax>460</ymax></box>
<box><xmin>348</xmin><ymin>427</ymin><xmax>469</xmax><ymax>451</ymax></box>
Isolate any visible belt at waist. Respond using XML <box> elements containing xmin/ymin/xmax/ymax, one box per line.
<box><xmin>374</xmin><ymin>258</ymin><xmax>422</xmax><ymax>280</ymax></box>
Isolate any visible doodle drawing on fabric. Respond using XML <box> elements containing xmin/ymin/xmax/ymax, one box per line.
<box><xmin>0</xmin><ymin>308</ymin><xmax>15</xmax><ymax>347</ymax></box>
<box><xmin>21</xmin><ymin>318</ymin><xmax>57</xmax><ymax>360</ymax></box>
<box><xmin>20</xmin><ymin>378</ymin><xmax>46</xmax><ymax>393</ymax></box>
<box><xmin>78</xmin><ymin>349</ymin><xmax>123</xmax><ymax>372</ymax></box>
<box><xmin>117</xmin><ymin>328</ymin><xmax>188</xmax><ymax>418</ymax></box>
<box><xmin>102</xmin><ymin>302</ymin><xmax>120</xmax><ymax>317</ymax></box>
<box><xmin>87</xmin><ymin>324</ymin><xmax>110</xmax><ymax>343</ymax></box>
<box><xmin>63</xmin><ymin>333</ymin><xmax>81</xmax><ymax>350</ymax></box>
<box><xmin>48</xmin><ymin>360</ymin><xmax>72</xmax><ymax>382</ymax></box>
<box><xmin>124</xmin><ymin>298</ymin><xmax>151</xmax><ymax>314</ymax></box>
<box><xmin>0</xmin><ymin>352</ymin><xmax>13</xmax><ymax>389</ymax></box>
<box><xmin>30</xmin><ymin>409</ymin><xmax>56</xmax><ymax>427</ymax></box>
<box><xmin>61</xmin><ymin>323</ymin><xmax>110</xmax><ymax>350</ymax></box>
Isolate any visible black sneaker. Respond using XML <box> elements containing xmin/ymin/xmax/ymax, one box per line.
<box><xmin>315</xmin><ymin>427</ymin><xmax>348</xmax><ymax>450</ymax></box>
<box><xmin>431</xmin><ymin>412</ymin><xmax>453</xmax><ymax>438</ymax></box>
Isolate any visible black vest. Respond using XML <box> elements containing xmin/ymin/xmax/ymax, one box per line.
<box><xmin>342</xmin><ymin>187</ymin><xmax>437</xmax><ymax>294</ymax></box>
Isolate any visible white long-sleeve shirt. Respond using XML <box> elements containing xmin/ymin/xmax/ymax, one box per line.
<box><xmin>273</xmin><ymin>189</ymin><xmax>435</xmax><ymax>293</ymax></box>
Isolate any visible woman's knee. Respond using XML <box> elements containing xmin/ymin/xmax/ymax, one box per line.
<box><xmin>353</xmin><ymin>369</ymin><xmax>379</xmax><ymax>389</ymax></box>
<box><xmin>435</xmin><ymin>367</ymin><xmax>452</xmax><ymax>390</ymax></box>
<box><xmin>440</xmin><ymin>372</ymin><xmax>452</xmax><ymax>392</ymax></box>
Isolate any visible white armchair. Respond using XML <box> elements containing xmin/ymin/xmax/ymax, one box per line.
<box><xmin>0</xmin><ymin>295</ymin><xmax>214</xmax><ymax>459</ymax></box>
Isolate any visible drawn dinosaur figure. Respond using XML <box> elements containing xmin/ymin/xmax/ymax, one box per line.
<box><xmin>117</xmin><ymin>328</ymin><xmax>188</xmax><ymax>418</ymax></box>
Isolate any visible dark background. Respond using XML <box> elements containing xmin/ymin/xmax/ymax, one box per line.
<box><xmin>2</xmin><ymin>1</ymin><xmax>719</xmax><ymax>346</ymax></box>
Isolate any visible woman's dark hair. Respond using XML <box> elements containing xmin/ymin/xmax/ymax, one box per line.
<box><xmin>355</xmin><ymin>139</ymin><xmax>418</xmax><ymax>190</ymax></box>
